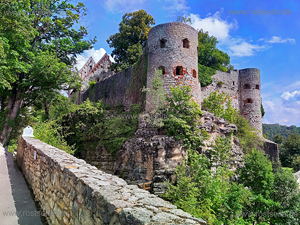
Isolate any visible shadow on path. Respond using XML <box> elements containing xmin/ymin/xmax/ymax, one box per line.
<box><xmin>5</xmin><ymin>148</ymin><xmax>46</xmax><ymax>225</ymax></box>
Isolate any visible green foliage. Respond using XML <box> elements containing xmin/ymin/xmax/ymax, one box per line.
<box><xmin>198</xmin><ymin>64</ymin><xmax>215</xmax><ymax>87</ymax></box>
<box><xmin>198</xmin><ymin>29</ymin><xmax>232</xmax><ymax>72</ymax></box>
<box><xmin>197</xmin><ymin>29</ymin><xmax>233</xmax><ymax>86</ymax></box>
<box><xmin>263</xmin><ymin>123</ymin><xmax>300</xmax><ymax>142</ymax></box>
<box><xmin>217</xmin><ymin>81</ymin><xmax>225</xmax><ymax>86</ymax></box>
<box><xmin>202</xmin><ymin>91</ymin><xmax>238</xmax><ymax>123</ymax></box>
<box><xmin>129</xmin><ymin>104</ymin><xmax>142</xmax><ymax>114</ymax></box>
<box><xmin>0</xmin><ymin>0</ymin><xmax>95</xmax><ymax>144</ymax></box>
<box><xmin>176</xmin><ymin>15</ymin><xmax>192</xmax><ymax>25</ymax></box>
<box><xmin>261</xmin><ymin>102</ymin><xmax>265</xmax><ymax>118</ymax></box>
<box><xmin>238</xmin><ymin>149</ymin><xmax>278</xmax><ymax>224</ymax></box>
<box><xmin>164</xmin><ymin>86</ymin><xmax>208</xmax><ymax>149</ymax></box>
<box><xmin>89</xmin><ymin>80</ymin><xmax>96</xmax><ymax>87</ymax></box>
<box><xmin>203</xmin><ymin>91</ymin><xmax>262</xmax><ymax>154</ymax></box>
<box><xmin>280</xmin><ymin>133</ymin><xmax>300</xmax><ymax>171</ymax></box>
<box><xmin>107</xmin><ymin>10</ymin><xmax>155</xmax><ymax>71</ymax></box>
<box><xmin>60</xmin><ymin>100</ymin><xmax>139</xmax><ymax>156</ymax></box>
<box><xmin>237</xmin><ymin>150</ymin><xmax>300</xmax><ymax>224</ymax></box>
<box><xmin>32</xmin><ymin>120</ymin><xmax>75</xmax><ymax>155</ymax></box>
<box><xmin>143</xmin><ymin>68</ymin><xmax>166</xmax><ymax>112</ymax></box>
<box><xmin>165</xmin><ymin>137</ymin><xmax>249</xmax><ymax>224</ymax></box>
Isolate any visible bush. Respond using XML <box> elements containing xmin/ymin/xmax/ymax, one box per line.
<box><xmin>163</xmin><ymin>86</ymin><xmax>208</xmax><ymax>149</ymax></box>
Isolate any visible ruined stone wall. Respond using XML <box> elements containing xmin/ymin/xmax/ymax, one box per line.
<box><xmin>201</xmin><ymin>70</ymin><xmax>240</xmax><ymax>109</ymax></box>
<box><xmin>81</xmin><ymin>54</ymin><xmax>113</xmax><ymax>91</ymax></box>
<box><xmin>146</xmin><ymin>22</ymin><xmax>201</xmax><ymax>110</ymax></box>
<box><xmin>79</xmin><ymin>57</ymin><xmax>95</xmax><ymax>80</ymax></box>
<box><xmin>201</xmin><ymin>68</ymin><xmax>262</xmax><ymax>134</ymax></box>
<box><xmin>16</xmin><ymin>137</ymin><xmax>206</xmax><ymax>225</ymax></box>
<box><xmin>78</xmin><ymin>53</ymin><xmax>148</xmax><ymax>110</ymax></box>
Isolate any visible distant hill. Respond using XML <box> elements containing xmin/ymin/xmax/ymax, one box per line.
<box><xmin>263</xmin><ymin>124</ymin><xmax>300</xmax><ymax>142</ymax></box>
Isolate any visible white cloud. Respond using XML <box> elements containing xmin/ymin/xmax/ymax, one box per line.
<box><xmin>266</xmin><ymin>36</ymin><xmax>296</xmax><ymax>44</ymax></box>
<box><xmin>262</xmin><ymin>99</ymin><xmax>300</xmax><ymax>126</ymax></box>
<box><xmin>281</xmin><ymin>90</ymin><xmax>300</xmax><ymax>101</ymax></box>
<box><xmin>189</xmin><ymin>11</ymin><xmax>268</xmax><ymax>57</ymax></box>
<box><xmin>164</xmin><ymin>0</ymin><xmax>190</xmax><ymax>13</ymax></box>
<box><xmin>104</xmin><ymin>0</ymin><xmax>146</xmax><ymax>13</ymax></box>
<box><xmin>75</xmin><ymin>48</ymin><xmax>114</xmax><ymax>70</ymax></box>
<box><xmin>190</xmin><ymin>12</ymin><xmax>237</xmax><ymax>41</ymax></box>
<box><xmin>228</xmin><ymin>40</ymin><xmax>267</xmax><ymax>57</ymax></box>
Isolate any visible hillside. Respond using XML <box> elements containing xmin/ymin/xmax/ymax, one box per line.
<box><xmin>263</xmin><ymin>123</ymin><xmax>300</xmax><ymax>141</ymax></box>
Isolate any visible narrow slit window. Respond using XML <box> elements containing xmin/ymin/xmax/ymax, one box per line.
<box><xmin>183</xmin><ymin>38</ymin><xmax>189</xmax><ymax>48</ymax></box>
<box><xmin>158</xmin><ymin>66</ymin><xmax>165</xmax><ymax>75</ymax></box>
<box><xmin>192</xmin><ymin>69</ymin><xmax>197</xmax><ymax>78</ymax></box>
<box><xmin>176</xmin><ymin>66</ymin><xmax>183</xmax><ymax>76</ymax></box>
<box><xmin>244</xmin><ymin>98</ymin><xmax>253</xmax><ymax>104</ymax></box>
<box><xmin>90</xmin><ymin>65</ymin><xmax>92</xmax><ymax>71</ymax></box>
<box><xmin>244</xmin><ymin>84</ymin><xmax>251</xmax><ymax>89</ymax></box>
<box><xmin>160</xmin><ymin>39</ymin><xmax>166</xmax><ymax>48</ymax></box>
<box><xmin>233</xmin><ymin>81</ymin><xmax>235</xmax><ymax>86</ymax></box>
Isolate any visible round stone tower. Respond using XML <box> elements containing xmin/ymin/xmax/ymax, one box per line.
<box><xmin>146</xmin><ymin>22</ymin><xmax>201</xmax><ymax>111</ymax></box>
<box><xmin>239</xmin><ymin>68</ymin><xmax>262</xmax><ymax>134</ymax></box>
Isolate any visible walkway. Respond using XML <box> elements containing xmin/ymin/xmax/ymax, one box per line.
<box><xmin>0</xmin><ymin>144</ymin><xmax>44</xmax><ymax>225</ymax></box>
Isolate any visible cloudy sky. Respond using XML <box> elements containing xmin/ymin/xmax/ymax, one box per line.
<box><xmin>75</xmin><ymin>0</ymin><xmax>300</xmax><ymax>126</ymax></box>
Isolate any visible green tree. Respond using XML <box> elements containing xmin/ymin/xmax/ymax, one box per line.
<box><xmin>238</xmin><ymin>149</ymin><xmax>278</xmax><ymax>224</ymax></box>
<box><xmin>0</xmin><ymin>0</ymin><xmax>95</xmax><ymax>145</ymax></box>
<box><xmin>280</xmin><ymin>133</ymin><xmax>300</xmax><ymax>169</ymax></box>
<box><xmin>165</xmin><ymin>137</ymin><xmax>249</xmax><ymax>225</ymax></box>
<box><xmin>163</xmin><ymin>86</ymin><xmax>208</xmax><ymax>149</ymax></box>
<box><xmin>270</xmin><ymin>162</ymin><xmax>300</xmax><ymax>224</ymax></box>
<box><xmin>107</xmin><ymin>10</ymin><xmax>155</xmax><ymax>71</ymax></box>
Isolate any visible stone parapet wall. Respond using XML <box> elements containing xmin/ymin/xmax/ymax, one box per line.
<box><xmin>77</xmin><ymin>53</ymin><xmax>148</xmax><ymax>111</ymax></box>
<box><xmin>17</xmin><ymin>137</ymin><xmax>205</xmax><ymax>225</ymax></box>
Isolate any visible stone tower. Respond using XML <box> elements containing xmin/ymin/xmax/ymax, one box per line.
<box><xmin>239</xmin><ymin>68</ymin><xmax>262</xmax><ymax>134</ymax></box>
<box><xmin>146</xmin><ymin>22</ymin><xmax>201</xmax><ymax>111</ymax></box>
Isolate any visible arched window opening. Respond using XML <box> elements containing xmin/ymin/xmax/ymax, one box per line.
<box><xmin>96</xmin><ymin>78</ymin><xmax>100</xmax><ymax>82</ymax></box>
<box><xmin>158</xmin><ymin>66</ymin><xmax>165</xmax><ymax>75</ymax></box>
<box><xmin>176</xmin><ymin>66</ymin><xmax>183</xmax><ymax>76</ymax></box>
<box><xmin>89</xmin><ymin>65</ymin><xmax>92</xmax><ymax>71</ymax></box>
<box><xmin>256</xmin><ymin>84</ymin><xmax>260</xmax><ymax>89</ymax></box>
<box><xmin>160</xmin><ymin>39</ymin><xmax>166</xmax><ymax>48</ymax></box>
<box><xmin>183</xmin><ymin>38</ymin><xmax>189</xmax><ymax>48</ymax></box>
<box><xmin>192</xmin><ymin>69</ymin><xmax>197</xmax><ymax>78</ymax></box>
<box><xmin>244</xmin><ymin>84</ymin><xmax>251</xmax><ymax>89</ymax></box>
<box><xmin>244</xmin><ymin>98</ymin><xmax>253</xmax><ymax>104</ymax></box>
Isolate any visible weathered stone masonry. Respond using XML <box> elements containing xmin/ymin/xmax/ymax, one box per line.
<box><xmin>146</xmin><ymin>22</ymin><xmax>201</xmax><ymax>110</ymax></box>
<box><xmin>17</xmin><ymin>137</ymin><xmax>205</xmax><ymax>225</ymax></box>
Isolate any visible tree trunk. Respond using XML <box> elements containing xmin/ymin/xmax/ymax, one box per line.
<box><xmin>0</xmin><ymin>96</ymin><xmax>22</xmax><ymax>146</ymax></box>
<box><xmin>44</xmin><ymin>100</ymin><xmax>49</xmax><ymax>120</ymax></box>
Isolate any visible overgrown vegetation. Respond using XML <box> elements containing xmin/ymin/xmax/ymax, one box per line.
<box><xmin>164</xmin><ymin>89</ymin><xmax>300</xmax><ymax>224</ymax></box>
<box><xmin>197</xmin><ymin>29</ymin><xmax>234</xmax><ymax>87</ymax></box>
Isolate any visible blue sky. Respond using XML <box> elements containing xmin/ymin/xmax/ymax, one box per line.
<box><xmin>75</xmin><ymin>0</ymin><xmax>300</xmax><ymax>126</ymax></box>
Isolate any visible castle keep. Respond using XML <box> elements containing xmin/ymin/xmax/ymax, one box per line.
<box><xmin>76</xmin><ymin>22</ymin><xmax>262</xmax><ymax>134</ymax></box>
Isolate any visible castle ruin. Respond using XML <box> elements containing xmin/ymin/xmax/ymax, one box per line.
<box><xmin>76</xmin><ymin>22</ymin><xmax>263</xmax><ymax>134</ymax></box>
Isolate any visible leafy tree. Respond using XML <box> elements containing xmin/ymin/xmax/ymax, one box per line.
<box><xmin>280</xmin><ymin>133</ymin><xmax>300</xmax><ymax>170</ymax></box>
<box><xmin>163</xmin><ymin>86</ymin><xmax>208</xmax><ymax>149</ymax></box>
<box><xmin>198</xmin><ymin>29</ymin><xmax>231</xmax><ymax>72</ymax></box>
<box><xmin>0</xmin><ymin>0</ymin><xmax>95</xmax><ymax>145</ymax></box>
<box><xmin>238</xmin><ymin>149</ymin><xmax>279</xmax><ymax>224</ymax></box>
<box><xmin>165</xmin><ymin>137</ymin><xmax>249</xmax><ymax>225</ymax></box>
<box><xmin>197</xmin><ymin>29</ymin><xmax>234</xmax><ymax>87</ymax></box>
<box><xmin>270</xmin><ymin>161</ymin><xmax>300</xmax><ymax>224</ymax></box>
<box><xmin>107</xmin><ymin>10</ymin><xmax>155</xmax><ymax>71</ymax></box>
